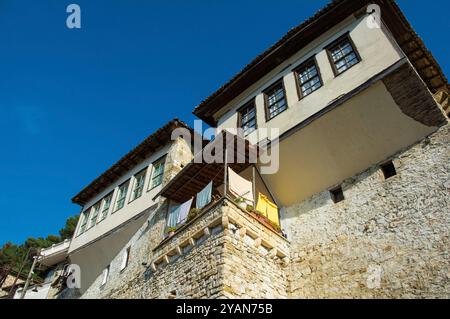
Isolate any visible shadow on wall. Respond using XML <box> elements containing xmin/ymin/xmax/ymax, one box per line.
<box><xmin>68</xmin><ymin>209</ymin><xmax>154</xmax><ymax>294</ymax></box>
<box><xmin>138</xmin><ymin>203</ymin><xmax>165</xmax><ymax>241</ymax></box>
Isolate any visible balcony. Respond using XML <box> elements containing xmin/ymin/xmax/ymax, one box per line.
<box><xmin>150</xmin><ymin>196</ymin><xmax>289</xmax><ymax>272</ymax></box>
<box><xmin>148</xmin><ymin>132</ymin><xmax>290</xmax><ymax>284</ymax></box>
<box><xmin>39</xmin><ymin>239</ymin><xmax>71</xmax><ymax>267</ymax></box>
<box><xmin>153</xmin><ymin>130</ymin><xmax>283</xmax><ymax>238</ymax></box>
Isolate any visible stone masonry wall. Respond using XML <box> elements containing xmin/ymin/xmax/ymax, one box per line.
<box><xmin>283</xmin><ymin>125</ymin><xmax>450</xmax><ymax>298</ymax></box>
<box><xmin>163</xmin><ymin>136</ymin><xmax>193</xmax><ymax>187</ymax></box>
<box><xmin>221</xmin><ymin>226</ymin><xmax>288</xmax><ymax>298</ymax></box>
<box><xmin>82</xmin><ymin>198</ymin><xmax>290</xmax><ymax>299</ymax></box>
<box><xmin>134</xmin><ymin>202</ymin><xmax>227</xmax><ymax>299</ymax></box>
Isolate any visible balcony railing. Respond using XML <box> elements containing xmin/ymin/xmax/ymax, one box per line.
<box><xmin>39</xmin><ymin>239</ymin><xmax>71</xmax><ymax>259</ymax></box>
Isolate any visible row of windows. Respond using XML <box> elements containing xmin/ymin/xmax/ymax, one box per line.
<box><xmin>77</xmin><ymin>156</ymin><xmax>166</xmax><ymax>236</ymax></box>
<box><xmin>237</xmin><ymin>34</ymin><xmax>361</xmax><ymax>136</ymax></box>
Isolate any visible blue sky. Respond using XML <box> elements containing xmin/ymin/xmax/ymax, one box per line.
<box><xmin>0</xmin><ymin>1</ymin><xmax>448</xmax><ymax>244</ymax></box>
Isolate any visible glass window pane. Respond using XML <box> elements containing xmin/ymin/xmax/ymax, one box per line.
<box><xmin>330</xmin><ymin>39</ymin><xmax>359</xmax><ymax>74</ymax></box>
<box><xmin>265</xmin><ymin>83</ymin><xmax>286</xmax><ymax>120</ymax></box>
<box><xmin>239</xmin><ymin>103</ymin><xmax>257</xmax><ymax>134</ymax></box>
<box><xmin>297</xmin><ymin>61</ymin><xmax>322</xmax><ymax>98</ymax></box>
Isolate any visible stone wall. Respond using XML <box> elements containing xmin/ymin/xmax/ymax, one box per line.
<box><xmin>283</xmin><ymin>125</ymin><xmax>450</xmax><ymax>298</ymax></box>
<box><xmin>163</xmin><ymin>136</ymin><xmax>193</xmax><ymax>187</ymax></box>
<box><xmin>81</xmin><ymin>199</ymin><xmax>290</xmax><ymax>299</ymax></box>
<box><xmin>221</xmin><ymin>204</ymin><xmax>289</xmax><ymax>299</ymax></box>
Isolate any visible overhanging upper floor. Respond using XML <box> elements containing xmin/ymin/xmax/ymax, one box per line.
<box><xmin>193</xmin><ymin>0</ymin><xmax>448</xmax><ymax>126</ymax></box>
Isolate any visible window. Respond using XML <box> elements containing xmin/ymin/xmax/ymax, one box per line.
<box><xmin>114</xmin><ymin>181</ymin><xmax>130</xmax><ymax>212</ymax></box>
<box><xmin>149</xmin><ymin>157</ymin><xmax>166</xmax><ymax>190</ymax></box>
<box><xmin>326</xmin><ymin>35</ymin><xmax>360</xmax><ymax>76</ymax></box>
<box><xmin>330</xmin><ymin>186</ymin><xmax>345</xmax><ymax>204</ymax></box>
<box><xmin>89</xmin><ymin>202</ymin><xmax>101</xmax><ymax>228</ymax></box>
<box><xmin>381</xmin><ymin>161</ymin><xmax>397</xmax><ymax>180</ymax></box>
<box><xmin>78</xmin><ymin>210</ymin><xmax>90</xmax><ymax>235</ymax></box>
<box><xmin>101</xmin><ymin>266</ymin><xmax>109</xmax><ymax>286</ymax></box>
<box><xmin>99</xmin><ymin>193</ymin><xmax>112</xmax><ymax>221</ymax></box>
<box><xmin>120</xmin><ymin>247</ymin><xmax>131</xmax><ymax>271</ymax></box>
<box><xmin>131</xmin><ymin>169</ymin><xmax>147</xmax><ymax>201</ymax></box>
<box><xmin>264</xmin><ymin>80</ymin><xmax>287</xmax><ymax>121</ymax></box>
<box><xmin>238</xmin><ymin>101</ymin><xmax>257</xmax><ymax>137</ymax></box>
<box><xmin>295</xmin><ymin>59</ymin><xmax>322</xmax><ymax>98</ymax></box>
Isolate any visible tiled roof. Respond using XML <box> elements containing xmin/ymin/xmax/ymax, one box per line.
<box><xmin>72</xmin><ymin>119</ymin><xmax>194</xmax><ymax>206</ymax></box>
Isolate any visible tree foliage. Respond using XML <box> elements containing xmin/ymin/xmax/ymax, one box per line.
<box><xmin>59</xmin><ymin>215</ymin><xmax>79</xmax><ymax>240</ymax></box>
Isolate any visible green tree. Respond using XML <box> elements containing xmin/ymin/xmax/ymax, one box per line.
<box><xmin>0</xmin><ymin>214</ymin><xmax>80</xmax><ymax>281</ymax></box>
<box><xmin>59</xmin><ymin>215</ymin><xmax>79</xmax><ymax>240</ymax></box>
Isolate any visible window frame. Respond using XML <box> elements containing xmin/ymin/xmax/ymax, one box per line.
<box><xmin>148</xmin><ymin>155</ymin><xmax>167</xmax><ymax>191</ymax></box>
<box><xmin>101</xmin><ymin>265</ymin><xmax>109</xmax><ymax>286</ymax></box>
<box><xmin>89</xmin><ymin>201</ymin><xmax>101</xmax><ymax>229</ymax></box>
<box><xmin>130</xmin><ymin>168</ymin><xmax>147</xmax><ymax>203</ymax></box>
<box><xmin>113</xmin><ymin>180</ymin><xmax>130</xmax><ymax>213</ymax></box>
<box><xmin>120</xmin><ymin>247</ymin><xmax>131</xmax><ymax>272</ymax></box>
<box><xmin>294</xmin><ymin>56</ymin><xmax>323</xmax><ymax>100</ymax></box>
<box><xmin>263</xmin><ymin>79</ymin><xmax>288</xmax><ymax>122</ymax></box>
<box><xmin>98</xmin><ymin>192</ymin><xmax>113</xmax><ymax>222</ymax></box>
<box><xmin>325</xmin><ymin>33</ymin><xmax>361</xmax><ymax>77</ymax></box>
<box><xmin>78</xmin><ymin>210</ymin><xmax>91</xmax><ymax>236</ymax></box>
<box><xmin>237</xmin><ymin>99</ymin><xmax>257</xmax><ymax>137</ymax></box>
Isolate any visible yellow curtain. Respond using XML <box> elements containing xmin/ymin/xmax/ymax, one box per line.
<box><xmin>255</xmin><ymin>193</ymin><xmax>280</xmax><ymax>227</ymax></box>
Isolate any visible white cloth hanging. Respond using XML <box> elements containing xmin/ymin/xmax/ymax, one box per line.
<box><xmin>177</xmin><ymin>197</ymin><xmax>194</xmax><ymax>224</ymax></box>
<box><xmin>228</xmin><ymin>167</ymin><xmax>254</xmax><ymax>205</ymax></box>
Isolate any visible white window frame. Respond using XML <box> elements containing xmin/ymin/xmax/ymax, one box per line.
<box><xmin>78</xmin><ymin>210</ymin><xmax>91</xmax><ymax>235</ymax></box>
<box><xmin>114</xmin><ymin>180</ymin><xmax>130</xmax><ymax>212</ymax></box>
<box><xmin>120</xmin><ymin>247</ymin><xmax>131</xmax><ymax>272</ymax></box>
<box><xmin>101</xmin><ymin>266</ymin><xmax>109</xmax><ymax>286</ymax></box>
<box><xmin>149</xmin><ymin>157</ymin><xmax>166</xmax><ymax>190</ymax></box>
<box><xmin>131</xmin><ymin>169</ymin><xmax>147</xmax><ymax>202</ymax></box>
<box><xmin>89</xmin><ymin>202</ymin><xmax>101</xmax><ymax>228</ymax></box>
<box><xmin>99</xmin><ymin>193</ymin><xmax>113</xmax><ymax>221</ymax></box>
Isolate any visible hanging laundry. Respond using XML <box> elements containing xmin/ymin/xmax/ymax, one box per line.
<box><xmin>177</xmin><ymin>197</ymin><xmax>194</xmax><ymax>225</ymax></box>
<box><xmin>196</xmin><ymin>181</ymin><xmax>213</xmax><ymax>209</ymax></box>
<box><xmin>167</xmin><ymin>204</ymin><xmax>181</xmax><ymax>228</ymax></box>
<box><xmin>228</xmin><ymin>167</ymin><xmax>254</xmax><ymax>205</ymax></box>
<box><xmin>256</xmin><ymin>193</ymin><xmax>280</xmax><ymax>227</ymax></box>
